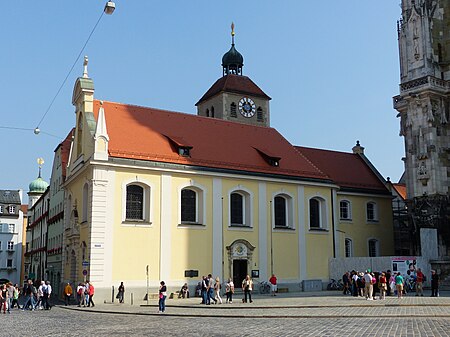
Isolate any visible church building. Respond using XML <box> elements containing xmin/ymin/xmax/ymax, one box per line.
<box><xmin>61</xmin><ymin>26</ymin><xmax>394</xmax><ymax>299</ymax></box>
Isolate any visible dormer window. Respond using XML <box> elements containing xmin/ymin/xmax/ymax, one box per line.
<box><xmin>254</xmin><ymin>147</ymin><xmax>281</xmax><ymax>167</ymax></box>
<box><xmin>164</xmin><ymin>135</ymin><xmax>193</xmax><ymax>158</ymax></box>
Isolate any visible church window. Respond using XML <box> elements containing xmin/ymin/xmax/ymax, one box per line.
<box><xmin>230</xmin><ymin>190</ymin><xmax>251</xmax><ymax>227</ymax></box>
<box><xmin>274</xmin><ymin>196</ymin><xmax>286</xmax><ymax>227</ymax></box>
<box><xmin>345</xmin><ymin>238</ymin><xmax>353</xmax><ymax>257</ymax></box>
<box><xmin>368</xmin><ymin>239</ymin><xmax>379</xmax><ymax>257</ymax></box>
<box><xmin>126</xmin><ymin>185</ymin><xmax>144</xmax><ymax>220</ymax></box>
<box><xmin>340</xmin><ymin>200</ymin><xmax>351</xmax><ymax>220</ymax></box>
<box><xmin>230</xmin><ymin>103</ymin><xmax>237</xmax><ymax>118</ymax></box>
<box><xmin>77</xmin><ymin>114</ymin><xmax>83</xmax><ymax>157</ymax></box>
<box><xmin>206</xmin><ymin>109</ymin><xmax>210</xmax><ymax>117</ymax></box>
<box><xmin>211</xmin><ymin>106</ymin><xmax>215</xmax><ymax>118</ymax></box>
<box><xmin>82</xmin><ymin>183</ymin><xmax>88</xmax><ymax>223</ymax></box>
<box><xmin>257</xmin><ymin>107</ymin><xmax>263</xmax><ymax>122</ymax></box>
<box><xmin>309</xmin><ymin>197</ymin><xmax>327</xmax><ymax>230</ymax></box>
<box><xmin>366</xmin><ymin>202</ymin><xmax>378</xmax><ymax>222</ymax></box>
<box><xmin>181</xmin><ymin>189</ymin><xmax>196</xmax><ymax>223</ymax></box>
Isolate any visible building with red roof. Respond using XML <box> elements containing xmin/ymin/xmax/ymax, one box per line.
<box><xmin>58</xmin><ymin>29</ymin><xmax>394</xmax><ymax>299</ymax></box>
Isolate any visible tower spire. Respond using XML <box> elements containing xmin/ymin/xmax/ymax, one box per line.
<box><xmin>231</xmin><ymin>22</ymin><xmax>235</xmax><ymax>45</ymax></box>
<box><xmin>222</xmin><ymin>22</ymin><xmax>243</xmax><ymax>76</ymax></box>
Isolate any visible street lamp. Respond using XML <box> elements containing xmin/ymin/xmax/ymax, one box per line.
<box><xmin>104</xmin><ymin>1</ymin><xmax>116</xmax><ymax>15</ymax></box>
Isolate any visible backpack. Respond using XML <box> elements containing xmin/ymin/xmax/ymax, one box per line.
<box><xmin>77</xmin><ymin>287</ymin><xmax>83</xmax><ymax>295</ymax></box>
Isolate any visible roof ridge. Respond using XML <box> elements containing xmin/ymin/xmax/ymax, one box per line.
<box><xmin>293</xmin><ymin>147</ymin><xmax>329</xmax><ymax>179</ymax></box>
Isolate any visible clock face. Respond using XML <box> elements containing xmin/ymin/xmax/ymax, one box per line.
<box><xmin>239</xmin><ymin>97</ymin><xmax>256</xmax><ymax>118</ymax></box>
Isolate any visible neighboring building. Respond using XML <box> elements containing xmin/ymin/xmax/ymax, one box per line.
<box><xmin>46</xmin><ymin>132</ymin><xmax>72</xmax><ymax>296</ymax></box>
<box><xmin>24</xmin><ymin>169</ymin><xmax>49</xmax><ymax>282</ymax></box>
<box><xmin>0</xmin><ymin>190</ymin><xmax>24</xmax><ymax>284</ymax></box>
<box><xmin>59</xmin><ymin>29</ymin><xmax>395</xmax><ymax>300</ymax></box>
<box><xmin>393</xmin><ymin>0</ymin><xmax>450</xmax><ymax>257</ymax></box>
<box><xmin>296</xmin><ymin>143</ymin><xmax>395</xmax><ymax>258</ymax></box>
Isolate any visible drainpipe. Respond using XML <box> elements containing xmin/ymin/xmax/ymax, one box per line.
<box><xmin>331</xmin><ymin>190</ymin><xmax>336</xmax><ymax>258</ymax></box>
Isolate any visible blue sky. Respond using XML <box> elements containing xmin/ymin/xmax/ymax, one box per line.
<box><xmin>1</xmin><ymin>1</ymin><xmax>403</xmax><ymax>202</ymax></box>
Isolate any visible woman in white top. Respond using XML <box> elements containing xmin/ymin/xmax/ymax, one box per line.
<box><xmin>214</xmin><ymin>277</ymin><xmax>223</xmax><ymax>304</ymax></box>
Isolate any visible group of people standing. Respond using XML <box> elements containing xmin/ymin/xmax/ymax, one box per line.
<box><xmin>0</xmin><ymin>283</ymin><xmax>21</xmax><ymax>313</ymax></box>
<box><xmin>63</xmin><ymin>281</ymin><xmax>95</xmax><ymax>307</ymax></box>
<box><xmin>342</xmin><ymin>268</ymin><xmax>440</xmax><ymax>300</ymax></box>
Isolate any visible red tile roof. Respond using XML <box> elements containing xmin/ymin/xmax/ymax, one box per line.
<box><xmin>294</xmin><ymin>146</ymin><xmax>389</xmax><ymax>193</ymax></box>
<box><xmin>196</xmin><ymin>74</ymin><xmax>271</xmax><ymax>105</ymax></box>
<box><xmin>392</xmin><ymin>183</ymin><xmax>407</xmax><ymax>200</ymax></box>
<box><xmin>93</xmin><ymin>100</ymin><xmax>328</xmax><ymax>181</ymax></box>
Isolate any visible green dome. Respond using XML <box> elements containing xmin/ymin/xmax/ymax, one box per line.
<box><xmin>222</xmin><ymin>44</ymin><xmax>244</xmax><ymax>69</ymax></box>
<box><xmin>29</xmin><ymin>177</ymin><xmax>49</xmax><ymax>193</ymax></box>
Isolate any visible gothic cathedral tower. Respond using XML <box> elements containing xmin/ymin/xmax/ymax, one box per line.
<box><xmin>394</xmin><ymin>0</ymin><xmax>450</xmax><ymax>257</ymax></box>
<box><xmin>196</xmin><ymin>24</ymin><xmax>271</xmax><ymax>127</ymax></box>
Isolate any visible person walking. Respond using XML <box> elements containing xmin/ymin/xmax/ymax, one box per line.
<box><xmin>225</xmin><ymin>278</ymin><xmax>234</xmax><ymax>304</ymax></box>
<box><xmin>117</xmin><ymin>282</ymin><xmax>125</xmax><ymax>303</ymax></box>
<box><xmin>241</xmin><ymin>275</ymin><xmax>253</xmax><ymax>303</ymax></box>
<box><xmin>64</xmin><ymin>283</ymin><xmax>73</xmax><ymax>305</ymax></box>
<box><xmin>84</xmin><ymin>282</ymin><xmax>90</xmax><ymax>307</ymax></box>
<box><xmin>6</xmin><ymin>283</ymin><xmax>14</xmax><ymax>313</ymax></box>
<box><xmin>77</xmin><ymin>283</ymin><xmax>85</xmax><ymax>307</ymax></box>
<box><xmin>158</xmin><ymin>281</ymin><xmax>167</xmax><ymax>313</ymax></box>
<box><xmin>395</xmin><ymin>272</ymin><xmax>404</xmax><ymax>299</ymax></box>
<box><xmin>379</xmin><ymin>272</ymin><xmax>387</xmax><ymax>300</ymax></box>
<box><xmin>431</xmin><ymin>270</ymin><xmax>439</xmax><ymax>297</ymax></box>
<box><xmin>363</xmin><ymin>270</ymin><xmax>373</xmax><ymax>300</ymax></box>
<box><xmin>11</xmin><ymin>284</ymin><xmax>20</xmax><ymax>309</ymax></box>
<box><xmin>269</xmin><ymin>274</ymin><xmax>278</xmax><ymax>296</ymax></box>
<box><xmin>87</xmin><ymin>282</ymin><xmax>95</xmax><ymax>307</ymax></box>
<box><xmin>0</xmin><ymin>285</ymin><xmax>6</xmax><ymax>314</ymax></box>
<box><xmin>214</xmin><ymin>277</ymin><xmax>223</xmax><ymax>304</ymax></box>
<box><xmin>416</xmin><ymin>268</ymin><xmax>424</xmax><ymax>296</ymax></box>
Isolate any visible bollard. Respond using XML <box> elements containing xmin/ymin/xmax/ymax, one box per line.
<box><xmin>112</xmin><ymin>285</ymin><xmax>115</xmax><ymax>303</ymax></box>
<box><xmin>131</xmin><ymin>292</ymin><xmax>133</xmax><ymax>305</ymax></box>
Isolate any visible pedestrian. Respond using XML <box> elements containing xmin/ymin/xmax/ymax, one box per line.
<box><xmin>45</xmin><ymin>281</ymin><xmax>52</xmax><ymax>310</ymax></box>
<box><xmin>431</xmin><ymin>270</ymin><xmax>439</xmax><ymax>297</ymax></box>
<box><xmin>395</xmin><ymin>272</ymin><xmax>404</xmax><ymax>299</ymax></box>
<box><xmin>351</xmin><ymin>271</ymin><xmax>358</xmax><ymax>297</ymax></box>
<box><xmin>379</xmin><ymin>272</ymin><xmax>387</xmax><ymax>300</ymax></box>
<box><xmin>416</xmin><ymin>268</ymin><xmax>424</xmax><ymax>296</ymax></box>
<box><xmin>64</xmin><ymin>283</ymin><xmax>73</xmax><ymax>305</ymax></box>
<box><xmin>342</xmin><ymin>271</ymin><xmax>350</xmax><ymax>295</ymax></box>
<box><xmin>6</xmin><ymin>283</ymin><xmax>14</xmax><ymax>313</ymax></box>
<box><xmin>386</xmin><ymin>270</ymin><xmax>392</xmax><ymax>296</ymax></box>
<box><xmin>158</xmin><ymin>281</ymin><xmax>167</xmax><ymax>313</ymax></box>
<box><xmin>84</xmin><ymin>282</ymin><xmax>90</xmax><ymax>307</ymax></box>
<box><xmin>207</xmin><ymin>274</ymin><xmax>217</xmax><ymax>305</ymax></box>
<box><xmin>269</xmin><ymin>274</ymin><xmax>278</xmax><ymax>296</ymax></box>
<box><xmin>36</xmin><ymin>281</ymin><xmax>45</xmax><ymax>309</ymax></box>
<box><xmin>225</xmin><ymin>278</ymin><xmax>234</xmax><ymax>304</ymax></box>
<box><xmin>241</xmin><ymin>275</ymin><xmax>253</xmax><ymax>303</ymax></box>
<box><xmin>0</xmin><ymin>284</ymin><xmax>6</xmax><ymax>314</ymax></box>
<box><xmin>11</xmin><ymin>284</ymin><xmax>20</xmax><ymax>309</ymax></box>
<box><xmin>87</xmin><ymin>282</ymin><xmax>95</xmax><ymax>307</ymax></box>
<box><xmin>363</xmin><ymin>270</ymin><xmax>373</xmax><ymax>300</ymax></box>
<box><xmin>214</xmin><ymin>277</ymin><xmax>222</xmax><ymax>304</ymax></box>
<box><xmin>21</xmin><ymin>279</ymin><xmax>36</xmax><ymax>311</ymax></box>
<box><xmin>117</xmin><ymin>282</ymin><xmax>125</xmax><ymax>303</ymax></box>
<box><xmin>200</xmin><ymin>276</ymin><xmax>207</xmax><ymax>304</ymax></box>
<box><xmin>77</xmin><ymin>283</ymin><xmax>85</xmax><ymax>307</ymax></box>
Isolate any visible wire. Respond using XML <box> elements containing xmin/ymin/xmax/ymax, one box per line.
<box><xmin>35</xmin><ymin>10</ymin><xmax>106</xmax><ymax>129</ymax></box>
<box><xmin>0</xmin><ymin>126</ymin><xmax>34</xmax><ymax>131</ymax></box>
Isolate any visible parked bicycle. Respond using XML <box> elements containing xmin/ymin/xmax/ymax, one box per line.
<box><xmin>327</xmin><ymin>278</ymin><xmax>344</xmax><ymax>291</ymax></box>
<box><xmin>259</xmin><ymin>281</ymin><xmax>271</xmax><ymax>294</ymax></box>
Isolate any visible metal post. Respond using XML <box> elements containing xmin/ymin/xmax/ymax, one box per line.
<box><xmin>131</xmin><ymin>292</ymin><xmax>133</xmax><ymax>305</ymax></box>
<box><xmin>112</xmin><ymin>285</ymin><xmax>114</xmax><ymax>303</ymax></box>
<box><xmin>270</xmin><ymin>200</ymin><xmax>273</xmax><ymax>275</ymax></box>
<box><xmin>146</xmin><ymin>265</ymin><xmax>149</xmax><ymax>305</ymax></box>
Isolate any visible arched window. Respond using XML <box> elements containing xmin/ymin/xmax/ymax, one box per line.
<box><xmin>340</xmin><ymin>200</ymin><xmax>351</xmax><ymax>220</ymax></box>
<box><xmin>126</xmin><ymin>185</ymin><xmax>144</xmax><ymax>220</ymax></box>
<box><xmin>257</xmin><ymin>107</ymin><xmax>263</xmax><ymax>122</ymax></box>
<box><xmin>368</xmin><ymin>239</ymin><xmax>379</xmax><ymax>257</ymax></box>
<box><xmin>206</xmin><ymin>109</ymin><xmax>210</xmax><ymax>117</ymax></box>
<box><xmin>230</xmin><ymin>103</ymin><xmax>237</xmax><ymax>118</ymax></box>
<box><xmin>211</xmin><ymin>106</ymin><xmax>215</xmax><ymax>118</ymax></box>
<box><xmin>309</xmin><ymin>197</ymin><xmax>327</xmax><ymax>230</ymax></box>
<box><xmin>345</xmin><ymin>238</ymin><xmax>353</xmax><ymax>257</ymax></box>
<box><xmin>77</xmin><ymin>114</ymin><xmax>83</xmax><ymax>157</ymax></box>
<box><xmin>181</xmin><ymin>189</ymin><xmax>196</xmax><ymax>223</ymax></box>
<box><xmin>230</xmin><ymin>190</ymin><xmax>251</xmax><ymax>227</ymax></box>
<box><xmin>82</xmin><ymin>183</ymin><xmax>88</xmax><ymax>223</ymax></box>
<box><xmin>274</xmin><ymin>196</ymin><xmax>286</xmax><ymax>227</ymax></box>
<box><xmin>366</xmin><ymin>202</ymin><xmax>378</xmax><ymax>222</ymax></box>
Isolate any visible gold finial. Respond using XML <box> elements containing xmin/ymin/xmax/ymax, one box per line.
<box><xmin>231</xmin><ymin>22</ymin><xmax>235</xmax><ymax>36</ymax></box>
<box><xmin>37</xmin><ymin>157</ymin><xmax>45</xmax><ymax>167</ymax></box>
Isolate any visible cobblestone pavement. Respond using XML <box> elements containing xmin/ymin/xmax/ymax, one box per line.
<box><xmin>3</xmin><ymin>291</ymin><xmax>450</xmax><ymax>337</ymax></box>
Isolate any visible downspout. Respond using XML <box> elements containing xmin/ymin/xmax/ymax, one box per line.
<box><xmin>331</xmin><ymin>190</ymin><xmax>336</xmax><ymax>258</ymax></box>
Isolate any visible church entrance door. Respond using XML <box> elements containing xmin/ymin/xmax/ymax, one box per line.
<box><xmin>233</xmin><ymin>259</ymin><xmax>247</xmax><ymax>287</ymax></box>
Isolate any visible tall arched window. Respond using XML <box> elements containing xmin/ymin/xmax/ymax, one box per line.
<box><xmin>181</xmin><ymin>189</ymin><xmax>196</xmax><ymax>223</ymax></box>
<box><xmin>126</xmin><ymin>185</ymin><xmax>144</xmax><ymax>220</ymax></box>
<box><xmin>368</xmin><ymin>239</ymin><xmax>379</xmax><ymax>257</ymax></box>
<box><xmin>366</xmin><ymin>202</ymin><xmax>378</xmax><ymax>222</ymax></box>
<box><xmin>274</xmin><ymin>196</ymin><xmax>286</xmax><ymax>227</ymax></box>
<box><xmin>77</xmin><ymin>114</ymin><xmax>83</xmax><ymax>157</ymax></box>
<box><xmin>309</xmin><ymin>197</ymin><xmax>327</xmax><ymax>230</ymax></box>
<box><xmin>340</xmin><ymin>200</ymin><xmax>351</xmax><ymax>220</ymax></box>
<box><xmin>257</xmin><ymin>107</ymin><xmax>263</xmax><ymax>122</ymax></box>
<box><xmin>345</xmin><ymin>238</ymin><xmax>353</xmax><ymax>257</ymax></box>
<box><xmin>211</xmin><ymin>106</ymin><xmax>215</xmax><ymax>118</ymax></box>
<box><xmin>230</xmin><ymin>193</ymin><xmax>243</xmax><ymax>225</ymax></box>
<box><xmin>82</xmin><ymin>183</ymin><xmax>88</xmax><ymax>223</ymax></box>
<box><xmin>206</xmin><ymin>109</ymin><xmax>210</xmax><ymax>117</ymax></box>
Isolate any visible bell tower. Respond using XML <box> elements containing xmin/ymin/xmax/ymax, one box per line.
<box><xmin>196</xmin><ymin>23</ymin><xmax>271</xmax><ymax>127</ymax></box>
<box><xmin>393</xmin><ymin>0</ymin><xmax>450</xmax><ymax>256</ymax></box>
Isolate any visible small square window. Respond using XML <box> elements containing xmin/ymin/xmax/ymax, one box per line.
<box><xmin>7</xmin><ymin>241</ymin><xmax>14</xmax><ymax>250</ymax></box>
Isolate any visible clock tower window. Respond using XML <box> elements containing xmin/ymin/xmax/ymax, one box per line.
<box><xmin>257</xmin><ymin>107</ymin><xmax>263</xmax><ymax>122</ymax></box>
<box><xmin>206</xmin><ymin>108</ymin><xmax>209</xmax><ymax>117</ymax></box>
<box><xmin>211</xmin><ymin>106</ymin><xmax>215</xmax><ymax>118</ymax></box>
<box><xmin>230</xmin><ymin>103</ymin><xmax>237</xmax><ymax>118</ymax></box>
